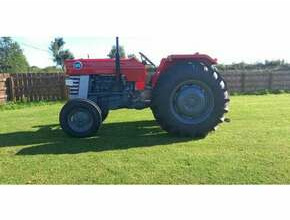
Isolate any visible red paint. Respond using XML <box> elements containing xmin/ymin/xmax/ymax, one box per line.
<box><xmin>65</xmin><ymin>53</ymin><xmax>217</xmax><ymax>91</ymax></box>
<box><xmin>151</xmin><ymin>54</ymin><xmax>217</xmax><ymax>87</ymax></box>
<box><xmin>65</xmin><ymin>57</ymin><xmax>147</xmax><ymax>90</ymax></box>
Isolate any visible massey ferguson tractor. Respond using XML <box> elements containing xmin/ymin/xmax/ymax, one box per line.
<box><xmin>60</xmin><ymin>37</ymin><xmax>229</xmax><ymax>138</ymax></box>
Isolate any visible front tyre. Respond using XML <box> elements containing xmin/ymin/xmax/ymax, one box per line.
<box><xmin>60</xmin><ymin>99</ymin><xmax>102</xmax><ymax>138</ymax></box>
<box><xmin>151</xmin><ymin>62</ymin><xmax>229</xmax><ymax>138</ymax></box>
<box><xmin>99</xmin><ymin>107</ymin><xmax>109</xmax><ymax>122</ymax></box>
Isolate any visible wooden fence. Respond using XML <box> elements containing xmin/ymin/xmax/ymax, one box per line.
<box><xmin>0</xmin><ymin>74</ymin><xmax>10</xmax><ymax>104</ymax></box>
<box><xmin>1</xmin><ymin>70</ymin><xmax>290</xmax><ymax>104</ymax></box>
<box><xmin>222</xmin><ymin>70</ymin><xmax>290</xmax><ymax>93</ymax></box>
<box><xmin>1</xmin><ymin>73</ymin><xmax>66</xmax><ymax>103</ymax></box>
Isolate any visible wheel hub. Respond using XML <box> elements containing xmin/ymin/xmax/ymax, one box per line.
<box><xmin>171</xmin><ymin>81</ymin><xmax>214</xmax><ymax>124</ymax></box>
<box><xmin>68</xmin><ymin>108</ymin><xmax>93</xmax><ymax>133</ymax></box>
<box><xmin>175</xmin><ymin>86</ymin><xmax>207</xmax><ymax>117</ymax></box>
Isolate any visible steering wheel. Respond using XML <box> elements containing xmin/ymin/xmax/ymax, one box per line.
<box><xmin>139</xmin><ymin>52</ymin><xmax>156</xmax><ymax>68</ymax></box>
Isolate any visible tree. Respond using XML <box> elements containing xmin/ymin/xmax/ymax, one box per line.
<box><xmin>49</xmin><ymin>37</ymin><xmax>74</xmax><ymax>69</ymax></box>
<box><xmin>128</xmin><ymin>53</ymin><xmax>137</xmax><ymax>59</ymax></box>
<box><xmin>0</xmin><ymin>37</ymin><xmax>29</xmax><ymax>73</ymax></box>
<box><xmin>29</xmin><ymin>66</ymin><xmax>42</xmax><ymax>73</ymax></box>
<box><xmin>42</xmin><ymin>66</ymin><xmax>63</xmax><ymax>73</ymax></box>
<box><xmin>28</xmin><ymin>65</ymin><xmax>63</xmax><ymax>73</ymax></box>
<box><xmin>107</xmin><ymin>45</ymin><xmax>126</xmax><ymax>58</ymax></box>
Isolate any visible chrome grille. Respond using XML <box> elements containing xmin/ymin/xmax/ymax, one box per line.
<box><xmin>68</xmin><ymin>76</ymin><xmax>80</xmax><ymax>96</ymax></box>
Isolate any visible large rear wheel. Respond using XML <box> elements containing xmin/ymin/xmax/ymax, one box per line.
<box><xmin>151</xmin><ymin>62</ymin><xmax>229</xmax><ymax>138</ymax></box>
<box><xmin>60</xmin><ymin>99</ymin><xmax>102</xmax><ymax>137</ymax></box>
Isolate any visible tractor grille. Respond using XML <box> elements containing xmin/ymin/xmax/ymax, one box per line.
<box><xmin>67</xmin><ymin>76</ymin><xmax>80</xmax><ymax>96</ymax></box>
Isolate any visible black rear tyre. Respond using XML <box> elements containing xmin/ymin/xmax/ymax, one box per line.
<box><xmin>60</xmin><ymin>99</ymin><xmax>102</xmax><ymax>138</ymax></box>
<box><xmin>151</xmin><ymin>62</ymin><xmax>229</xmax><ymax>138</ymax></box>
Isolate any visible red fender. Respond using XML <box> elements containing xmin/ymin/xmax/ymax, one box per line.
<box><xmin>151</xmin><ymin>53</ymin><xmax>217</xmax><ymax>87</ymax></box>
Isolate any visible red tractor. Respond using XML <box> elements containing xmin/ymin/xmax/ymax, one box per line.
<box><xmin>60</xmin><ymin>37</ymin><xmax>229</xmax><ymax>138</ymax></box>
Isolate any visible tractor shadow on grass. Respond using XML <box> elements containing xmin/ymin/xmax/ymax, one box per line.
<box><xmin>0</xmin><ymin>120</ymin><xmax>196</xmax><ymax>155</ymax></box>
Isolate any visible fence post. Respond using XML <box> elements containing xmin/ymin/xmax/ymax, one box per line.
<box><xmin>268</xmin><ymin>72</ymin><xmax>273</xmax><ymax>91</ymax></box>
<box><xmin>60</xmin><ymin>73</ymin><xmax>67</xmax><ymax>100</ymax></box>
<box><xmin>6</xmin><ymin>75</ymin><xmax>15</xmax><ymax>101</ymax></box>
<box><xmin>241</xmin><ymin>72</ymin><xmax>246</xmax><ymax>93</ymax></box>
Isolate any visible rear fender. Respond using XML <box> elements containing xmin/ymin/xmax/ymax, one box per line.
<box><xmin>151</xmin><ymin>54</ymin><xmax>217</xmax><ymax>87</ymax></box>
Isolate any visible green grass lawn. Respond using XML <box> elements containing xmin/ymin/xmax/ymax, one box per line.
<box><xmin>0</xmin><ymin>94</ymin><xmax>289</xmax><ymax>184</ymax></box>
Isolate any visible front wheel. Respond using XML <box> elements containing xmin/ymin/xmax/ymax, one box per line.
<box><xmin>100</xmin><ymin>107</ymin><xmax>109</xmax><ymax>122</ymax></box>
<box><xmin>59</xmin><ymin>99</ymin><xmax>102</xmax><ymax>137</ymax></box>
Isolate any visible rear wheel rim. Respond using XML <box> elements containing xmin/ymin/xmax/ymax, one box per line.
<box><xmin>67</xmin><ymin>107</ymin><xmax>94</xmax><ymax>133</ymax></box>
<box><xmin>170</xmin><ymin>80</ymin><xmax>214</xmax><ymax>124</ymax></box>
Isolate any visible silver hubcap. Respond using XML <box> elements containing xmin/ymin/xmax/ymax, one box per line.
<box><xmin>175</xmin><ymin>86</ymin><xmax>206</xmax><ymax>117</ymax></box>
<box><xmin>68</xmin><ymin>108</ymin><xmax>93</xmax><ymax>133</ymax></box>
<box><xmin>171</xmin><ymin>80</ymin><xmax>214</xmax><ymax>124</ymax></box>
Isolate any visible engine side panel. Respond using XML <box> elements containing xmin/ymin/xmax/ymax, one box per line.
<box><xmin>87</xmin><ymin>75</ymin><xmax>135</xmax><ymax>110</ymax></box>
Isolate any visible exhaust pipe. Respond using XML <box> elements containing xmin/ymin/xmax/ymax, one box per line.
<box><xmin>115</xmin><ymin>37</ymin><xmax>121</xmax><ymax>83</ymax></box>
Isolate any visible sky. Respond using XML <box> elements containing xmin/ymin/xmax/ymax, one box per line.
<box><xmin>13</xmin><ymin>37</ymin><xmax>161</xmax><ymax>68</ymax></box>
<box><xmin>4</xmin><ymin>0</ymin><xmax>290</xmax><ymax>68</ymax></box>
